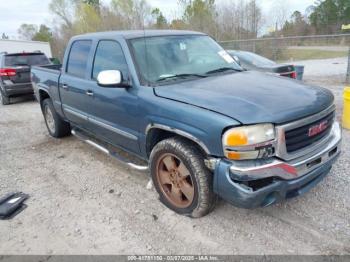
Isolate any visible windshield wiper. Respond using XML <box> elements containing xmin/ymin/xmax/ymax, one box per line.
<box><xmin>156</xmin><ymin>73</ymin><xmax>207</xmax><ymax>82</ymax></box>
<box><xmin>205</xmin><ymin>67</ymin><xmax>242</xmax><ymax>75</ymax></box>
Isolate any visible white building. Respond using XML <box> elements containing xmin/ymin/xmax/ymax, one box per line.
<box><xmin>0</xmin><ymin>39</ymin><xmax>52</xmax><ymax>58</ymax></box>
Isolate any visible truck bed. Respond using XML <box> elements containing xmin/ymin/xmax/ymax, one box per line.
<box><xmin>32</xmin><ymin>64</ymin><xmax>62</xmax><ymax>73</ymax></box>
<box><xmin>31</xmin><ymin>64</ymin><xmax>62</xmax><ymax>113</ymax></box>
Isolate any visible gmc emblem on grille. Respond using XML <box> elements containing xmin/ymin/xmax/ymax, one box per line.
<box><xmin>308</xmin><ymin>120</ymin><xmax>328</xmax><ymax>137</ymax></box>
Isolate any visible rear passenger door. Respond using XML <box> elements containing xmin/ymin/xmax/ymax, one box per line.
<box><xmin>60</xmin><ymin>40</ymin><xmax>93</xmax><ymax>128</ymax></box>
<box><xmin>84</xmin><ymin>40</ymin><xmax>140</xmax><ymax>154</ymax></box>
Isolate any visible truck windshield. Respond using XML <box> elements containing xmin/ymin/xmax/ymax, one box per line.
<box><xmin>5</xmin><ymin>53</ymin><xmax>51</xmax><ymax>66</ymax></box>
<box><xmin>129</xmin><ymin>35</ymin><xmax>242</xmax><ymax>85</ymax></box>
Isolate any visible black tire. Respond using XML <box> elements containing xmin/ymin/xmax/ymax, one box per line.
<box><xmin>42</xmin><ymin>98</ymin><xmax>71</xmax><ymax>138</ymax></box>
<box><xmin>0</xmin><ymin>89</ymin><xmax>10</xmax><ymax>105</ymax></box>
<box><xmin>150</xmin><ymin>137</ymin><xmax>217</xmax><ymax>218</ymax></box>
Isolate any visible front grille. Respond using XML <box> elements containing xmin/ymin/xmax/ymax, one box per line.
<box><xmin>285</xmin><ymin>111</ymin><xmax>335</xmax><ymax>153</ymax></box>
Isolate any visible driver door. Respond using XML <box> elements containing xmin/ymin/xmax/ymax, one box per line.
<box><xmin>84</xmin><ymin>40</ymin><xmax>140</xmax><ymax>154</ymax></box>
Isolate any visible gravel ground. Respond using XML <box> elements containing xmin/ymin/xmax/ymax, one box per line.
<box><xmin>0</xmin><ymin>59</ymin><xmax>349</xmax><ymax>255</ymax></box>
<box><xmin>294</xmin><ymin>57</ymin><xmax>348</xmax><ymax>77</ymax></box>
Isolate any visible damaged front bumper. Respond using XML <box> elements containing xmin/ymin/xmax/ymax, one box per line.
<box><xmin>211</xmin><ymin>122</ymin><xmax>342</xmax><ymax>209</ymax></box>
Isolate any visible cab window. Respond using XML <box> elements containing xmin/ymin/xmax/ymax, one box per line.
<box><xmin>92</xmin><ymin>40</ymin><xmax>129</xmax><ymax>80</ymax></box>
<box><xmin>66</xmin><ymin>40</ymin><xmax>92</xmax><ymax>78</ymax></box>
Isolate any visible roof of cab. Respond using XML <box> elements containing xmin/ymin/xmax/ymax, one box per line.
<box><xmin>72</xmin><ymin>30</ymin><xmax>206</xmax><ymax>40</ymax></box>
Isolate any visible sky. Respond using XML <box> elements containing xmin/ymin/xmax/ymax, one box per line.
<box><xmin>0</xmin><ymin>0</ymin><xmax>315</xmax><ymax>39</ymax></box>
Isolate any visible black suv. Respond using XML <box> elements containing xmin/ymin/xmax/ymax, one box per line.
<box><xmin>0</xmin><ymin>52</ymin><xmax>51</xmax><ymax>105</ymax></box>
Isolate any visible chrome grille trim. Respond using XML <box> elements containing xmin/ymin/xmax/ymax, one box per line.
<box><xmin>275</xmin><ymin>104</ymin><xmax>336</xmax><ymax>161</ymax></box>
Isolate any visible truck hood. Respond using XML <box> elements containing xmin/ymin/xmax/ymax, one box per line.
<box><xmin>153</xmin><ymin>71</ymin><xmax>334</xmax><ymax>124</ymax></box>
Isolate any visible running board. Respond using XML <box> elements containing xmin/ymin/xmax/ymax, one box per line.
<box><xmin>71</xmin><ymin>129</ymin><xmax>149</xmax><ymax>172</ymax></box>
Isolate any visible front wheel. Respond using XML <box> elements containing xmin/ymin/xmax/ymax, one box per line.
<box><xmin>42</xmin><ymin>98</ymin><xmax>71</xmax><ymax>138</ymax></box>
<box><xmin>150</xmin><ymin>137</ymin><xmax>217</xmax><ymax>218</ymax></box>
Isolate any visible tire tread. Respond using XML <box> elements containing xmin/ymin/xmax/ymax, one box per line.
<box><xmin>150</xmin><ymin>137</ymin><xmax>217</xmax><ymax>218</ymax></box>
<box><xmin>42</xmin><ymin>98</ymin><xmax>71</xmax><ymax>138</ymax></box>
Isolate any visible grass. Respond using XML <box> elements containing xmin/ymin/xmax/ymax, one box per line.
<box><xmin>280</xmin><ymin>49</ymin><xmax>348</xmax><ymax>62</ymax></box>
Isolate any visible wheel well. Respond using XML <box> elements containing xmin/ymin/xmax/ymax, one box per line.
<box><xmin>39</xmin><ymin>89</ymin><xmax>50</xmax><ymax>108</ymax></box>
<box><xmin>146</xmin><ymin>128</ymin><xmax>207</xmax><ymax>157</ymax></box>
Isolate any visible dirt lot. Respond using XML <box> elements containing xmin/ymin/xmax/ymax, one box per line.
<box><xmin>0</xmin><ymin>58</ymin><xmax>349</xmax><ymax>255</ymax></box>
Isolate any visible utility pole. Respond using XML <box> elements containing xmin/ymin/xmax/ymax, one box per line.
<box><xmin>341</xmin><ymin>24</ymin><xmax>350</xmax><ymax>84</ymax></box>
<box><xmin>342</xmin><ymin>24</ymin><xmax>350</xmax><ymax>84</ymax></box>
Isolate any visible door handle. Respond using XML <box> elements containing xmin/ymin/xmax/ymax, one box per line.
<box><xmin>86</xmin><ymin>90</ymin><xmax>94</xmax><ymax>97</ymax></box>
<box><xmin>62</xmin><ymin>84</ymin><xmax>69</xmax><ymax>90</ymax></box>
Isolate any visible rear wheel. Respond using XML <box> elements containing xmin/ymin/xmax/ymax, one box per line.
<box><xmin>42</xmin><ymin>98</ymin><xmax>71</xmax><ymax>138</ymax></box>
<box><xmin>0</xmin><ymin>89</ymin><xmax>10</xmax><ymax>105</ymax></box>
<box><xmin>150</xmin><ymin>137</ymin><xmax>217</xmax><ymax>218</ymax></box>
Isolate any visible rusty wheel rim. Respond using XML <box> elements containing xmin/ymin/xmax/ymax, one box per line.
<box><xmin>156</xmin><ymin>153</ymin><xmax>195</xmax><ymax>208</ymax></box>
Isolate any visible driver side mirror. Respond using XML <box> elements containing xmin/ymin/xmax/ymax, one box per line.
<box><xmin>97</xmin><ymin>70</ymin><xmax>129</xmax><ymax>88</ymax></box>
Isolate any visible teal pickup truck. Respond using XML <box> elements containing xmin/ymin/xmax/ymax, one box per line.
<box><xmin>31</xmin><ymin>30</ymin><xmax>341</xmax><ymax>217</ymax></box>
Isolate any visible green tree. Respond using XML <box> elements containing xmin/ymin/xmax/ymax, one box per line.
<box><xmin>18</xmin><ymin>24</ymin><xmax>38</xmax><ymax>40</ymax></box>
<box><xmin>246</xmin><ymin>0</ymin><xmax>262</xmax><ymax>38</ymax></box>
<box><xmin>111</xmin><ymin>0</ymin><xmax>151</xmax><ymax>29</ymax></box>
<box><xmin>83</xmin><ymin>0</ymin><xmax>101</xmax><ymax>14</ymax></box>
<box><xmin>309</xmin><ymin>0</ymin><xmax>350</xmax><ymax>34</ymax></box>
<box><xmin>281</xmin><ymin>11</ymin><xmax>311</xmax><ymax>36</ymax></box>
<box><xmin>170</xmin><ymin>19</ymin><xmax>187</xmax><ymax>30</ymax></box>
<box><xmin>33</xmin><ymin>25</ymin><xmax>53</xmax><ymax>42</ymax></box>
<box><xmin>183</xmin><ymin>0</ymin><xmax>217</xmax><ymax>36</ymax></box>
<box><xmin>73</xmin><ymin>2</ymin><xmax>102</xmax><ymax>33</ymax></box>
<box><xmin>83</xmin><ymin>0</ymin><xmax>100</xmax><ymax>6</ymax></box>
<box><xmin>49</xmin><ymin>0</ymin><xmax>74</xmax><ymax>29</ymax></box>
<box><xmin>151</xmin><ymin>8</ymin><xmax>168</xmax><ymax>29</ymax></box>
<box><xmin>17</xmin><ymin>24</ymin><xmax>53</xmax><ymax>42</ymax></box>
<box><xmin>291</xmin><ymin>11</ymin><xmax>303</xmax><ymax>24</ymax></box>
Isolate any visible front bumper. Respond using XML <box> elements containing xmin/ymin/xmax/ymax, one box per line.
<box><xmin>212</xmin><ymin>122</ymin><xmax>342</xmax><ymax>209</ymax></box>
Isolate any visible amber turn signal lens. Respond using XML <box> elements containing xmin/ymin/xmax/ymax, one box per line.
<box><xmin>225</xmin><ymin>150</ymin><xmax>260</xmax><ymax>160</ymax></box>
<box><xmin>226</xmin><ymin>151</ymin><xmax>241</xmax><ymax>160</ymax></box>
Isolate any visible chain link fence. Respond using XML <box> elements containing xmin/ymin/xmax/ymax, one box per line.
<box><xmin>219</xmin><ymin>34</ymin><xmax>350</xmax><ymax>83</ymax></box>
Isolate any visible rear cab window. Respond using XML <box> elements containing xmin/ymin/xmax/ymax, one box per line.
<box><xmin>66</xmin><ymin>40</ymin><xmax>92</xmax><ymax>78</ymax></box>
<box><xmin>4</xmin><ymin>53</ymin><xmax>50</xmax><ymax>67</ymax></box>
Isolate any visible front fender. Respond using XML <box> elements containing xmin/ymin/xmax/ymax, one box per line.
<box><xmin>139</xmin><ymin>94</ymin><xmax>241</xmax><ymax>158</ymax></box>
<box><xmin>145</xmin><ymin>120</ymin><xmax>210</xmax><ymax>155</ymax></box>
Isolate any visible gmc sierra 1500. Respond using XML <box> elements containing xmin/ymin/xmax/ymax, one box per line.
<box><xmin>31</xmin><ymin>30</ymin><xmax>341</xmax><ymax>218</ymax></box>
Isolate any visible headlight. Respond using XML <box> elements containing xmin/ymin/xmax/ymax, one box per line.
<box><xmin>222</xmin><ymin>124</ymin><xmax>275</xmax><ymax>160</ymax></box>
